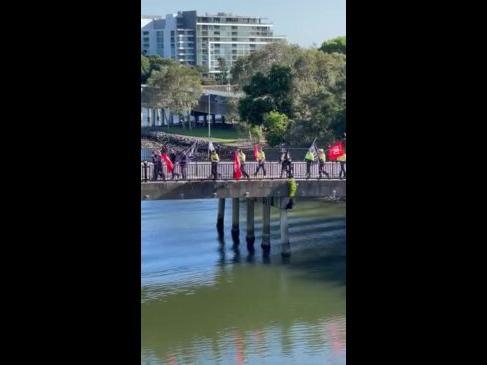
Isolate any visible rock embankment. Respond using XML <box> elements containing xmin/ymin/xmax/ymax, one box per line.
<box><xmin>141</xmin><ymin>131</ymin><xmax>238</xmax><ymax>159</ymax></box>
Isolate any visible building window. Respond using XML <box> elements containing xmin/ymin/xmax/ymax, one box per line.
<box><xmin>143</xmin><ymin>31</ymin><xmax>149</xmax><ymax>35</ymax></box>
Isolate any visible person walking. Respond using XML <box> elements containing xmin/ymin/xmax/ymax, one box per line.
<box><xmin>169</xmin><ymin>149</ymin><xmax>180</xmax><ymax>180</ymax></box>
<box><xmin>210</xmin><ymin>149</ymin><xmax>220</xmax><ymax>180</ymax></box>
<box><xmin>238</xmin><ymin>148</ymin><xmax>250</xmax><ymax>179</ymax></box>
<box><xmin>280</xmin><ymin>150</ymin><xmax>293</xmax><ymax>178</ymax></box>
<box><xmin>179</xmin><ymin>152</ymin><xmax>188</xmax><ymax>180</ymax></box>
<box><xmin>318</xmin><ymin>148</ymin><xmax>330</xmax><ymax>179</ymax></box>
<box><xmin>337</xmin><ymin>152</ymin><xmax>346</xmax><ymax>179</ymax></box>
<box><xmin>152</xmin><ymin>150</ymin><xmax>165</xmax><ymax>181</ymax></box>
<box><xmin>253</xmin><ymin>146</ymin><xmax>266</xmax><ymax>177</ymax></box>
<box><xmin>304</xmin><ymin>148</ymin><xmax>315</xmax><ymax>178</ymax></box>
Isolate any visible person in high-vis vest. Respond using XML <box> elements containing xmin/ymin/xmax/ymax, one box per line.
<box><xmin>337</xmin><ymin>152</ymin><xmax>346</xmax><ymax>179</ymax></box>
<box><xmin>318</xmin><ymin>148</ymin><xmax>330</xmax><ymax>179</ymax></box>
<box><xmin>254</xmin><ymin>147</ymin><xmax>266</xmax><ymax>177</ymax></box>
<box><xmin>304</xmin><ymin>149</ymin><xmax>315</xmax><ymax>178</ymax></box>
<box><xmin>210</xmin><ymin>150</ymin><xmax>220</xmax><ymax>180</ymax></box>
<box><xmin>238</xmin><ymin>149</ymin><xmax>250</xmax><ymax>179</ymax></box>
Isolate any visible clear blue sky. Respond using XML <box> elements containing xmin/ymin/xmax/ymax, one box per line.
<box><xmin>141</xmin><ymin>0</ymin><xmax>345</xmax><ymax>48</ymax></box>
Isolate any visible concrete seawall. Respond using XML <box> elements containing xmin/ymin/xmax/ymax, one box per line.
<box><xmin>141</xmin><ymin>179</ymin><xmax>346</xmax><ymax>200</ymax></box>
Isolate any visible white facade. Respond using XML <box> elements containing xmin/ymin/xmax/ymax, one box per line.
<box><xmin>141</xmin><ymin>11</ymin><xmax>285</xmax><ymax>71</ymax></box>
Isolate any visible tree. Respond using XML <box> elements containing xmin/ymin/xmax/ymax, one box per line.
<box><xmin>319</xmin><ymin>36</ymin><xmax>346</xmax><ymax>54</ymax></box>
<box><xmin>231</xmin><ymin>42</ymin><xmax>302</xmax><ymax>87</ymax></box>
<box><xmin>141</xmin><ymin>54</ymin><xmax>150</xmax><ymax>83</ymax></box>
<box><xmin>263</xmin><ymin>111</ymin><xmax>289</xmax><ymax>147</ymax></box>
<box><xmin>216</xmin><ymin>57</ymin><xmax>229</xmax><ymax>85</ymax></box>
<box><xmin>231</xmin><ymin>42</ymin><xmax>346</xmax><ymax>146</ymax></box>
<box><xmin>143</xmin><ymin>62</ymin><xmax>202</xmax><ymax>129</ymax></box>
<box><xmin>238</xmin><ymin>65</ymin><xmax>293</xmax><ymax>125</ymax></box>
<box><xmin>141</xmin><ymin>55</ymin><xmax>176</xmax><ymax>84</ymax></box>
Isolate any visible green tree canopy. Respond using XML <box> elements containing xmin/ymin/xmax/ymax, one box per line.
<box><xmin>319</xmin><ymin>36</ymin><xmax>346</xmax><ymax>54</ymax></box>
<box><xmin>238</xmin><ymin>65</ymin><xmax>293</xmax><ymax>125</ymax></box>
<box><xmin>141</xmin><ymin>54</ymin><xmax>178</xmax><ymax>84</ymax></box>
<box><xmin>263</xmin><ymin>111</ymin><xmax>290</xmax><ymax>147</ymax></box>
<box><xmin>232</xmin><ymin>42</ymin><xmax>346</xmax><ymax>146</ymax></box>
<box><xmin>142</xmin><ymin>62</ymin><xmax>202</xmax><ymax>127</ymax></box>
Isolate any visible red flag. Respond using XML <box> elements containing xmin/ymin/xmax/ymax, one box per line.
<box><xmin>233</xmin><ymin>151</ymin><xmax>242</xmax><ymax>180</ymax></box>
<box><xmin>161</xmin><ymin>153</ymin><xmax>174</xmax><ymax>173</ymax></box>
<box><xmin>253</xmin><ymin>144</ymin><xmax>259</xmax><ymax>160</ymax></box>
<box><xmin>327</xmin><ymin>141</ymin><xmax>345</xmax><ymax>161</ymax></box>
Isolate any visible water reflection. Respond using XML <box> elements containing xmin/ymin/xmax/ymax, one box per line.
<box><xmin>142</xmin><ymin>198</ymin><xmax>346</xmax><ymax>365</ymax></box>
<box><xmin>142</xmin><ymin>317</ymin><xmax>345</xmax><ymax>365</ymax></box>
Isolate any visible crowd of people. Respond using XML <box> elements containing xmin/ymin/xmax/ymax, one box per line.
<box><xmin>150</xmin><ymin>142</ymin><xmax>346</xmax><ymax>182</ymax></box>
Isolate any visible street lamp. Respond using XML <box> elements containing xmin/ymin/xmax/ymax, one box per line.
<box><xmin>206</xmin><ymin>91</ymin><xmax>211</xmax><ymax>138</ymax></box>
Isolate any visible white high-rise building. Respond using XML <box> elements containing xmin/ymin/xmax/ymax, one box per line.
<box><xmin>141</xmin><ymin>11</ymin><xmax>285</xmax><ymax>73</ymax></box>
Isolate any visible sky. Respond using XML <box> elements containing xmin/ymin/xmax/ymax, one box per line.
<box><xmin>141</xmin><ymin>0</ymin><xmax>345</xmax><ymax>48</ymax></box>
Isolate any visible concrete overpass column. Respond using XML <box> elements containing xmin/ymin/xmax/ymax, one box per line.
<box><xmin>261</xmin><ymin>197</ymin><xmax>271</xmax><ymax>251</ymax></box>
<box><xmin>280</xmin><ymin>204</ymin><xmax>291</xmax><ymax>257</ymax></box>
<box><xmin>217</xmin><ymin>198</ymin><xmax>225</xmax><ymax>236</ymax></box>
<box><xmin>246</xmin><ymin>198</ymin><xmax>255</xmax><ymax>247</ymax></box>
<box><xmin>231</xmin><ymin>198</ymin><xmax>240</xmax><ymax>243</ymax></box>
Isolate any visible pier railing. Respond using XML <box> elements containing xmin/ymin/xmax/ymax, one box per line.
<box><xmin>141</xmin><ymin>161</ymin><xmax>345</xmax><ymax>182</ymax></box>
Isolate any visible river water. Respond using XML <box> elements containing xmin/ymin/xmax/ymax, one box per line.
<box><xmin>142</xmin><ymin>198</ymin><xmax>346</xmax><ymax>365</ymax></box>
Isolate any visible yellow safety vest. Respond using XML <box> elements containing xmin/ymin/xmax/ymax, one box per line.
<box><xmin>337</xmin><ymin>153</ymin><xmax>346</xmax><ymax>162</ymax></box>
<box><xmin>305</xmin><ymin>151</ymin><xmax>314</xmax><ymax>161</ymax></box>
<box><xmin>258</xmin><ymin>151</ymin><xmax>265</xmax><ymax>161</ymax></box>
<box><xmin>211</xmin><ymin>153</ymin><xmax>220</xmax><ymax>162</ymax></box>
<box><xmin>239</xmin><ymin>152</ymin><xmax>246</xmax><ymax>162</ymax></box>
<box><xmin>318</xmin><ymin>153</ymin><xmax>326</xmax><ymax>162</ymax></box>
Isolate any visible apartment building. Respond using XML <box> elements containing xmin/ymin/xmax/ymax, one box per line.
<box><xmin>141</xmin><ymin>11</ymin><xmax>285</xmax><ymax>73</ymax></box>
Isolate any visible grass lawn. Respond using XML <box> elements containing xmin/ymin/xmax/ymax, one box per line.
<box><xmin>163</xmin><ymin>126</ymin><xmax>244</xmax><ymax>143</ymax></box>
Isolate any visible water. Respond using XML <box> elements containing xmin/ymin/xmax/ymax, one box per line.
<box><xmin>142</xmin><ymin>198</ymin><xmax>346</xmax><ymax>365</ymax></box>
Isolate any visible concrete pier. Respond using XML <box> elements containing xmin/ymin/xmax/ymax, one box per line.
<box><xmin>261</xmin><ymin>197</ymin><xmax>271</xmax><ymax>251</ymax></box>
<box><xmin>217</xmin><ymin>198</ymin><xmax>225</xmax><ymax>236</ymax></box>
<box><xmin>246</xmin><ymin>198</ymin><xmax>255</xmax><ymax>246</ymax></box>
<box><xmin>231</xmin><ymin>198</ymin><xmax>240</xmax><ymax>243</ymax></box>
<box><xmin>280</xmin><ymin>206</ymin><xmax>291</xmax><ymax>257</ymax></box>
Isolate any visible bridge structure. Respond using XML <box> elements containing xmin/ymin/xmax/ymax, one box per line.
<box><xmin>141</xmin><ymin>161</ymin><xmax>346</xmax><ymax>257</ymax></box>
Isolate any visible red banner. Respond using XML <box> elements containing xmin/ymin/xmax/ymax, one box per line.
<box><xmin>161</xmin><ymin>153</ymin><xmax>174</xmax><ymax>173</ymax></box>
<box><xmin>327</xmin><ymin>141</ymin><xmax>345</xmax><ymax>161</ymax></box>
<box><xmin>233</xmin><ymin>151</ymin><xmax>242</xmax><ymax>180</ymax></box>
<box><xmin>253</xmin><ymin>144</ymin><xmax>259</xmax><ymax>161</ymax></box>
